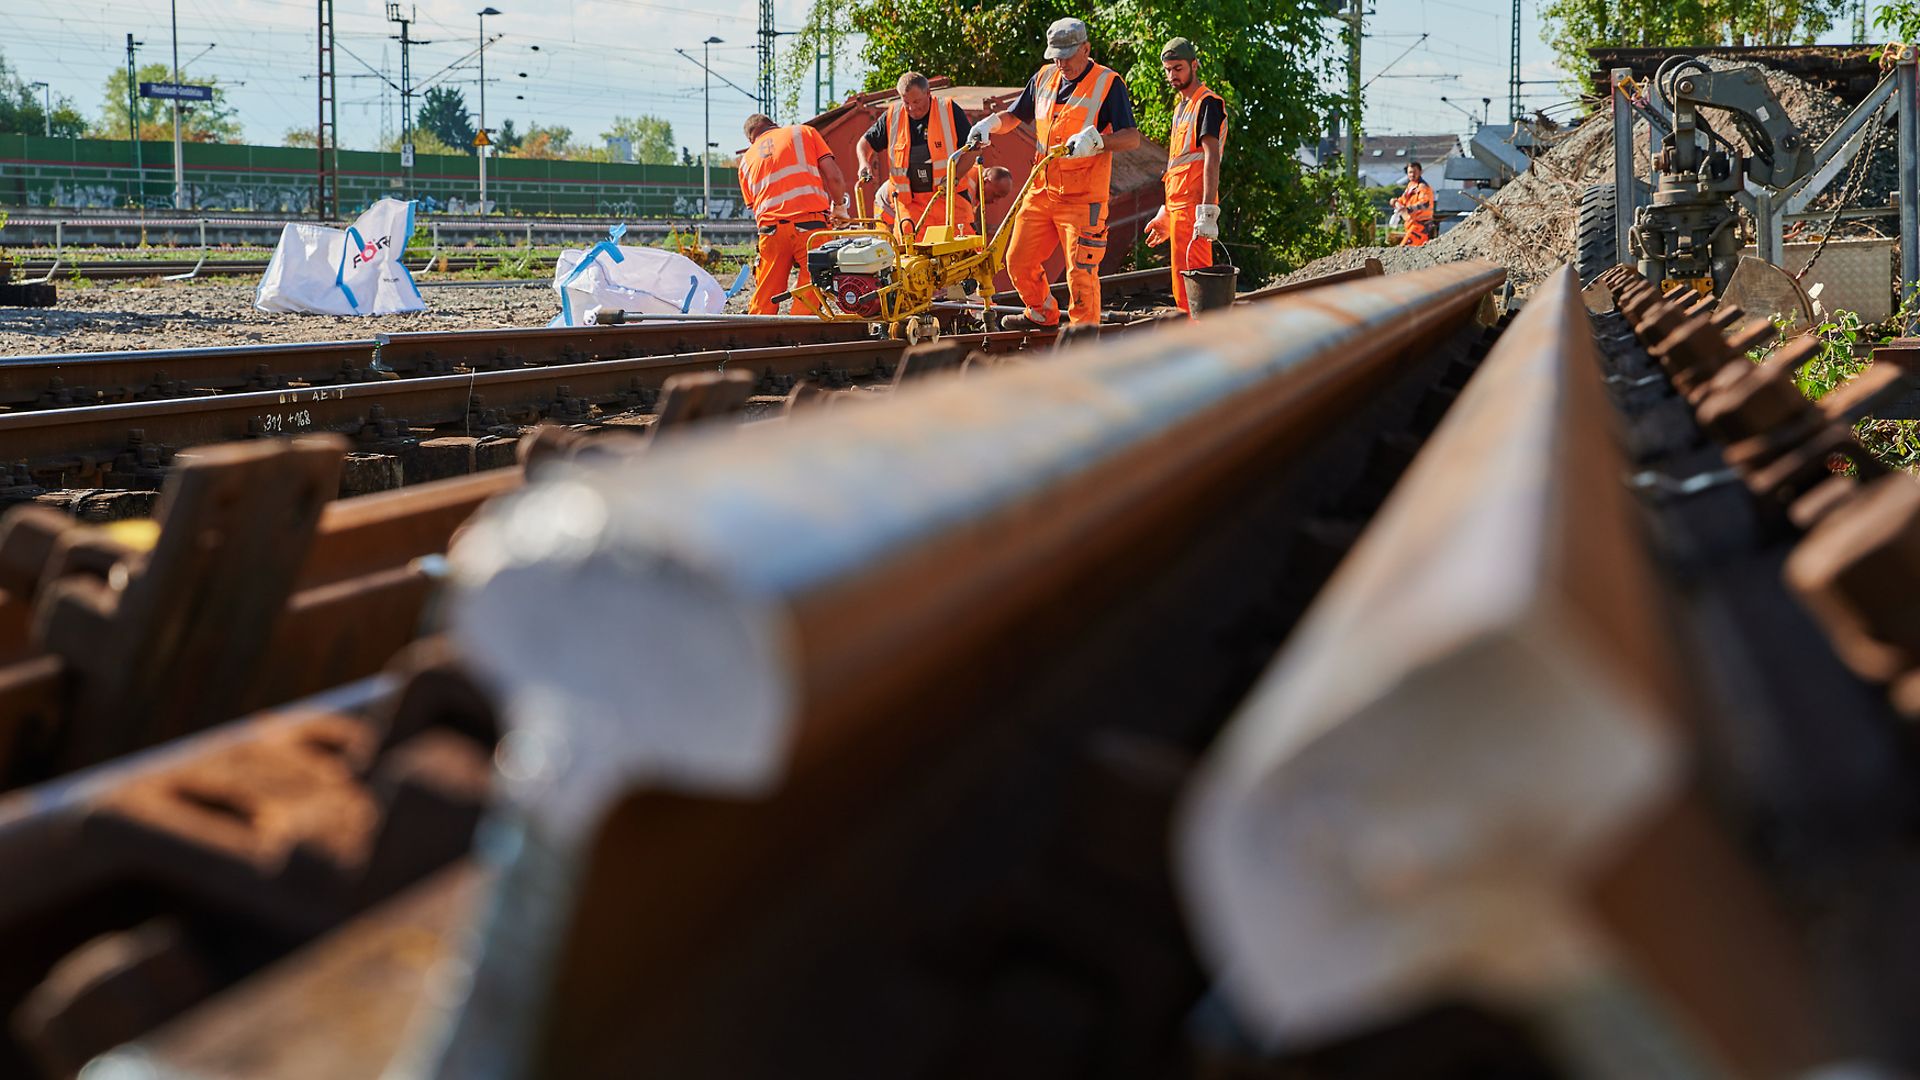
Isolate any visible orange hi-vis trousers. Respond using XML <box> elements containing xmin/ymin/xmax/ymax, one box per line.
<box><xmin>749</xmin><ymin>218</ymin><xmax>826</xmax><ymax>315</ymax></box>
<box><xmin>1165</xmin><ymin>200</ymin><xmax>1214</xmax><ymax>315</ymax></box>
<box><xmin>1007</xmin><ymin>190</ymin><xmax>1109</xmax><ymax>326</ymax></box>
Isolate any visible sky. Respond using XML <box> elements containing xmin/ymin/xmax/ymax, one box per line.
<box><xmin>0</xmin><ymin>0</ymin><xmax>1902</xmax><ymax>153</ymax></box>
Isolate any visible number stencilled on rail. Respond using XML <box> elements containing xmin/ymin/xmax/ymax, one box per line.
<box><xmin>257</xmin><ymin>409</ymin><xmax>315</xmax><ymax>433</ymax></box>
<box><xmin>253</xmin><ymin>387</ymin><xmax>346</xmax><ymax>435</ymax></box>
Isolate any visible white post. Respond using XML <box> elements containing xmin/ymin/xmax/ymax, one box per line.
<box><xmin>703</xmin><ymin>37</ymin><xmax>714</xmax><ymax>239</ymax></box>
<box><xmin>477</xmin><ymin>9</ymin><xmax>496</xmax><ymax>213</ymax></box>
<box><xmin>170</xmin><ymin>0</ymin><xmax>184</xmax><ymax>209</ymax></box>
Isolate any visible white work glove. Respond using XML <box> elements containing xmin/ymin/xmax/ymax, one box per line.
<box><xmin>967</xmin><ymin>116</ymin><xmax>996</xmax><ymax>149</ymax></box>
<box><xmin>1065</xmin><ymin>126</ymin><xmax>1104</xmax><ymax>158</ymax></box>
<box><xmin>1195</xmin><ymin>204</ymin><xmax>1221</xmax><ymax>240</ymax></box>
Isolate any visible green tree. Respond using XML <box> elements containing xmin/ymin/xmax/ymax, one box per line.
<box><xmin>852</xmin><ymin>0</ymin><xmax>1342</xmax><ymax>281</ymax></box>
<box><xmin>854</xmin><ymin>0</ymin><xmax>1060</xmax><ymax>89</ymax></box>
<box><xmin>496</xmin><ymin>117</ymin><xmax>523</xmax><ymax>154</ymax></box>
<box><xmin>283</xmin><ymin>127</ymin><xmax>317</xmax><ymax>147</ymax></box>
<box><xmin>380</xmin><ymin>128</ymin><xmax>461</xmax><ymax>156</ymax></box>
<box><xmin>418</xmin><ymin>85</ymin><xmax>477</xmax><ymax>154</ymax></box>
<box><xmin>1543</xmin><ymin>0</ymin><xmax>1847</xmax><ymax>87</ymax></box>
<box><xmin>506</xmin><ymin>124</ymin><xmax>573</xmax><ymax>159</ymax></box>
<box><xmin>0</xmin><ymin>51</ymin><xmax>87</xmax><ymax>137</ymax></box>
<box><xmin>601</xmin><ymin>115</ymin><xmax>677</xmax><ymax>163</ymax></box>
<box><xmin>779</xmin><ymin>0</ymin><xmax>859</xmax><ymax>118</ymax></box>
<box><xmin>93</xmin><ymin>62</ymin><xmax>241</xmax><ymax>142</ymax></box>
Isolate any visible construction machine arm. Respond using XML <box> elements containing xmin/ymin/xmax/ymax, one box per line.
<box><xmin>1662</xmin><ymin>64</ymin><xmax>1811</xmax><ymax>190</ymax></box>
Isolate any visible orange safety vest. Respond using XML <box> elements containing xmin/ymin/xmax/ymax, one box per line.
<box><xmin>879</xmin><ymin>179</ymin><xmax>979</xmax><ymax>237</ymax></box>
<box><xmin>1398</xmin><ymin>178</ymin><xmax>1434</xmax><ymax>223</ymax></box>
<box><xmin>1032</xmin><ymin>61</ymin><xmax>1120</xmax><ymax>201</ymax></box>
<box><xmin>739</xmin><ymin>124</ymin><xmax>831</xmax><ymax>222</ymax></box>
<box><xmin>1164</xmin><ymin>84</ymin><xmax>1224</xmax><ymax>204</ymax></box>
<box><xmin>886</xmin><ymin>99</ymin><xmax>974</xmax><ymax>193</ymax></box>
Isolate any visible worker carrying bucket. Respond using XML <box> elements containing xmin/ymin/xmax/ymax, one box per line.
<box><xmin>1392</xmin><ymin>160</ymin><xmax>1436</xmax><ymax>247</ymax></box>
<box><xmin>964</xmin><ymin>16</ymin><xmax>1144</xmax><ymax>330</ymax></box>
<box><xmin>1144</xmin><ymin>36</ymin><xmax>1229</xmax><ymax>316</ymax></box>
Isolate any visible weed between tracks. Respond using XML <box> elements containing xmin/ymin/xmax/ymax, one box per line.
<box><xmin>1750</xmin><ymin>301</ymin><xmax>1920</xmax><ymax>472</ymax></box>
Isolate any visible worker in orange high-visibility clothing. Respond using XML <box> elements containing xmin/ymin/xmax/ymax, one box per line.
<box><xmin>1393</xmin><ymin>160</ymin><xmax>1436</xmax><ymax>247</ymax></box>
<box><xmin>966</xmin><ymin>16</ymin><xmax>1143</xmax><ymax>329</ymax></box>
<box><xmin>878</xmin><ymin>166</ymin><xmax>1014</xmax><ymax>239</ymax></box>
<box><xmin>738</xmin><ymin>113</ymin><xmax>849</xmax><ymax>314</ymax></box>
<box><xmin>1143</xmin><ymin>37</ymin><xmax>1226</xmax><ymax>315</ymax></box>
<box><xmin>856</xmin><ymin>72</ymin><xmax>980</xmax><ymax>237</ymax></box>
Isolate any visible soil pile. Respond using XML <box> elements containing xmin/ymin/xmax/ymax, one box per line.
<box><xmin>1280</xmin><ymin>58</ymin><xmax>1894</xmax><ymax>294</ymax></box>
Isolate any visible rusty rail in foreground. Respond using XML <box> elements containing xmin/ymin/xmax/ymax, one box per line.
<box><xmin>382</xmin><ymin>260</ymin><xmax>1506</xmax><ymax>1075</ymax></box>
<box><xmin>1179</xmin><ymin>265</ymin><xmax>1830</xmax><ymax>1078</ymax></box>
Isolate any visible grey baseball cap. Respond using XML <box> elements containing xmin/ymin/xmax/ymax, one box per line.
<box><xmin>1160</xmin><ymin>37</ymin><xmax>1197</xmax><ymax>61</ymax></box>
<box><xmin>1045</xmin><ymin>17</ymin><xmax>1089</xmax><ymax>59</ymax></box>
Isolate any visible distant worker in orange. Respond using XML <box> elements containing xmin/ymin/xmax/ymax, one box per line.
<box><xmin>738</xmin><ymin>112</ymin><xmax>849</xmax><ymax>314</ymax></box>
<box><xmin>879</xmin><ymin>166</ymin><xmax>1014</xmax><ymax>239</ymax></box>
<box><xmin>1143</xmin><ymin>37</ymin><xmax>1226</xmax><ymax>315</ymax></box>
<box><xmin>856</xmin><ymin>72</ymin><xmax>980</xmax><ymax>235</ymax></box>
<box><xmin>1393</xmin><ymin>160</ymin><xmax>1435</xmax><ymax>247</ymax></box>
<box><xmin>965</xmin><ymin>16</ymin><xmax>1143</xmax><ymax>329</ymax></box>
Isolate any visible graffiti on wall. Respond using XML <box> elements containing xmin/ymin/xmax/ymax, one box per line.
<box><xmin>672</xmin><ymin>196</ymin><xmax>746</xmax><ymax>219</ymax></box>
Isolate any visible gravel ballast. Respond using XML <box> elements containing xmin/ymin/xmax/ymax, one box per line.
<box><xmin>0</xmin><ymin>278</ymin><xmax>563</xmax><ymax>356</ymax></box>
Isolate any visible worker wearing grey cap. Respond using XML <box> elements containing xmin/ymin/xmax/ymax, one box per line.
<box><xmin>1144</xmin><ymin>36</ymin><xmax>1227</xmax><ymax>314</ymax></box>
<box><xmin>965</xmin><ymin>16</ymin><xmax>1142</xmax><ymax>329</ymax></box>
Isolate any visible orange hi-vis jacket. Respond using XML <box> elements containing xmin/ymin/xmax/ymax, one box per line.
<box><xmin>885</xmin><ymin>99</ymin><xmax>975</xmax><ymax>194</ymax></box>
<box><xmin>1397</xmin><ymin>178</ymin><xmax>1434</xmax><ymax>224</ymax></box>
<box><xmin>1033</xmin><ymin>61</ymin><xmax>1121</xmax><ymax>201</ymax></box>
<box><xmin>1164</xmin><ymin>84</ymin><xmax>1224</xmax><ymax>205</ymax></box>
<box><xmin>878</xmin><ymin>179</ymin><xmax>979</xmax><ymax>238</ymax></box>
<box><xmin>739</xmin><ymin>124</ymin><xmax>833</xmax><ymax>223</ymax></box>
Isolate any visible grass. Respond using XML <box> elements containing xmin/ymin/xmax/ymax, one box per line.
<box><xmin>1754</xmin><ymin>301</ymin><xmax>1920</xmax><ymax>472</ymax></box>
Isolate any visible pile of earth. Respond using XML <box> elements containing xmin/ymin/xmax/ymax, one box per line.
<box><xmin>1280</xmin><ymin>58</ymin><xmax>1895</xmax><ymax>295</ymax></box>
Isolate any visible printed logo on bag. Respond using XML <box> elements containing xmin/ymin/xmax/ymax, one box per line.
<box><xmin>351</xmin><ymin>235</ymin><xmax>392</xmax><ymax>267</ymax></box>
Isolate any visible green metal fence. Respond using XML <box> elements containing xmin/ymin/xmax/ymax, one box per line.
<box><xmin>0</xmin><ymin>135</ymin><xmax>744</xmax><ymax>218</ymax></box>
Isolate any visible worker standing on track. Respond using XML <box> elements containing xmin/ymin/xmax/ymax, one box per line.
<box><xmin>880</xmin><ymin>166</ymin><xmax>1015</xmax><ymax>239</ymax></box>
<box><xmin>1143</xmin><ymin>37</ymin><xmax>1226</xmax><ymax>315</ymax></box>
<box><xmin>738</xmin><ymin>113</ymin><xmax>849</xmax><ymax>314</ymax></box>
<box><xmin>966</xmin><ymin>17</ymin><xmax>1143</xmax><ymax>329</ymax></box>
<box><xmin>857</xmin><ymin>72</ymin><xmax>980</xmax><ymax>240</ymax></box>
<box><xmin>1393</xmin><ymin>160</ymin><xmax>1435</xmax><ymax>247</ymax></box>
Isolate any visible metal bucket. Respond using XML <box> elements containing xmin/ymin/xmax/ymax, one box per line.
<box><xmin>1182</xmin><ymin>264</ymin><xmax>1239</xmax><ymax>315</ymax></box>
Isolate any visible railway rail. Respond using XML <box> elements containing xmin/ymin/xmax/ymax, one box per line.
<box><xmin>6</xmin><ymin>256</ymin><xmax>1920</xmax><ymax>1078</ymax></box>
<box><xmin>8</xmin><ymin>257</ymin><xmax>496</xmax><ymax>282</ymax></box>
<box><xmin>0</xmin><ymin>263</ymin><xmax>1367</xmax><ymax>493</ymax></box>
<box><xmin>0</xmin><ymin>260</ymin><xmax>1511</xmax><ymax>1077</ymax></box>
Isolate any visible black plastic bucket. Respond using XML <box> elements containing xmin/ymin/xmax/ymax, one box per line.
<box><xmin>1182</xmin><ymin>263</ymin><xmax>1238</xmax><ymax>315</ymax></box>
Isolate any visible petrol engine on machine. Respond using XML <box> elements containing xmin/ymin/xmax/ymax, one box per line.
<box><xmin>807</xmin><ymin>236</ymin><xmax>896</xmax><ymax>318</ymax></box>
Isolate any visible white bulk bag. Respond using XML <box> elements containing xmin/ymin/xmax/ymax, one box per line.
<box><xmin>255</xmin><ymin>197</ymin><xmax>426</xmax><ymax>316</ymax></box>
<box><xmin>548</xmin><ymin>227</ymin><xmax>725</xmax><ymax>326</ymax></box>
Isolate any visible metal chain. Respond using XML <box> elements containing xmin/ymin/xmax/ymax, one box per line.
<box><xmin>1796</xmin><ymin>103</ymin><xmax>1887</xmax><ymax>283</ymax></box>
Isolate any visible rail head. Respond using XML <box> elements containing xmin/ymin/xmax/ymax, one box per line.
<box><xmin>409</xmin><ymin>260</ymin><xmax>1506</xmax><ymax>1076</ymax></box>
<box><xmin>1174</xmin><ymin>266</ymin><xmax>1689</xmax><ymax>1045</ymax></box>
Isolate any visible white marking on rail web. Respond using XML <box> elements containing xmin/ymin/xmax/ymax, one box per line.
<box><xmin>256</xmin><ymin>409</ymin><xmax>314</xmax><ymax>434</ymax></box>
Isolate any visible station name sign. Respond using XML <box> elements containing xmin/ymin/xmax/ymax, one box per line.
<box><xmin>138</xmin><ymin>82</ymin><xmax>214</xmax><ymax>102</ymax></box>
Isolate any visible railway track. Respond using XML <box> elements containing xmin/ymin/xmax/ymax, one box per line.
<box><xmin>0</xmin><ymin>322</ymin><xmax>1098</xmax><ymax>490</ymax></box>
<box><xmin>5</xmin><ymin>259</ymin><xmax>1920</xmax><ymax>1077</ymax></box>
<box><xmin>0</xmin><ymin>262</ymin><xmax>1362</xmax><ymax>493</ymax></box>
<box><xmin>9</xmin><ymin>257</ymin><xmax>492</xmax><ymax>281</ymax></box>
